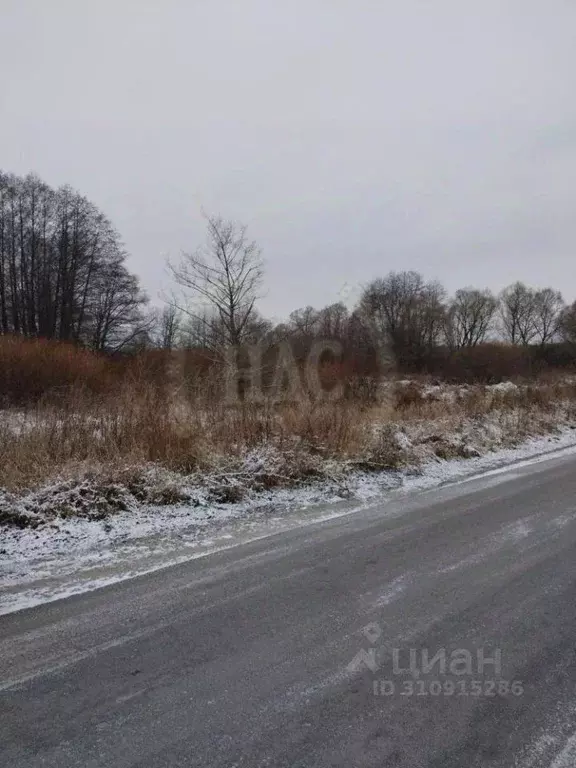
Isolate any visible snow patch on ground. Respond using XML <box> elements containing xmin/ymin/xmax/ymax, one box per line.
<box><xmin>549</xmin><ymin>733</ymin><xmax>576</xmax><ymax>768</ymax></box>
<box><xmin>2</xmin><ymin>427</ymin><xmax>576</xmax><ymax>616</ymax></box>
<box><xmin>514</xmin><ymin>698</ymin><xmax>576</xmax><ymax>768</ymax></box>
<box><xmin>487</xmin><ymin>381</ymin><xmax>520</xmax><ymax>394</ymax></box>
<box><xmin>375</xmin><ymin>575</ymin><xmax>411</xmax><ymax>607</ymax></box>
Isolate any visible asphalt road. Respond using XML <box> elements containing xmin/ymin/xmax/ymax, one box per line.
<box><xmin>2</xmin><ymin>451</ymin><xmax>576</xmax><ymax>767</ymax></box>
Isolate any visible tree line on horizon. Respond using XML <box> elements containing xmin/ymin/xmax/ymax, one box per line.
<box><xmin>160</xmin><ymin>207</ymin><xmax>576</xmax><ymax>377</ymax></box>
<box><xmin>2</xmin><ymin>171</ymin><xmax>576</xmax><ymax>374</ymax></box>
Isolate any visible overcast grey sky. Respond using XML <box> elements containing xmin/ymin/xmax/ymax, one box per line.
<box><xmin>2</xmin><ymin>0</ymin><xmax>575</xmax><ymax>320</ymax></box>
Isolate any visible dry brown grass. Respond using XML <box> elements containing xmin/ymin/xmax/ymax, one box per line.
<box><xmin>1</xmin><ymin>373</ymin><xmax>576</xmax><ymax>495</ymax></box>
<box><xmin>1</xmin><ymin>335</ymin><xmax>575</xmax><ymax>528</ymax></box>
<box><xmin>0</xmin><ymin>335</ymin><xmax>115</xmax><ymax>405</ymax></box>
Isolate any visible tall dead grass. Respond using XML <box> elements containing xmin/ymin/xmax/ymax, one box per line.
<box><xmin>0</xmin><ymin>335</ymin><xmax>115</xmax><ymax>405</ymax></box>
<box><xmin>1</xmin><ymin>373</ymin><xmax>576</xmax><ymax>493</ymax></box>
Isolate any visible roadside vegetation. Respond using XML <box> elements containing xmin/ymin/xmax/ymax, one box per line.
<box><xmin>1</xmin><ymin>171</ymin><xmax>576</xmax><ymax>529</ymax></box>
<box><xmin>1</xmin><ymin>336</ymin><xmax>575</xmax><ymax>529</ymax></box>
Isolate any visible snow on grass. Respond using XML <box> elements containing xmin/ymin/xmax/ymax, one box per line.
<box><xmin>2</xmin><ymin>376</ymin><xmax>576</xmax><ymax>613</ymax></box>
<box><xmin>486</xmin><ymin>381</ymin><xmax>520</xmax><ymax>394</ymax></box>
<box><xmin>2</xmin><ymin>423</ymin><xmax>576</xmax><ymax>616</ymax></box>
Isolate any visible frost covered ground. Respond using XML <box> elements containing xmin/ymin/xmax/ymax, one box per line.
<box><xmin>2</xmin><ymin>423</ymin><xmax>576</xmax><ymax>616</ymax></box>
<box><xmin>2</xmin><ymin>378</ymin><xmax>576</xmax><ymax>615</ymax></box>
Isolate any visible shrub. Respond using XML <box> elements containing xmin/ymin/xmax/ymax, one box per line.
<box><xmin>0</xmin><ymin>335</ymin><xmax>112</xmax><ymax>405</ymax></box>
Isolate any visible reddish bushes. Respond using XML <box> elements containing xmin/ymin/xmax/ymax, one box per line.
<box><xmin>1</xmin><ymin>332</ymin><xmax>575</xmax><ymax>409</ymax></box>
<box><xmin>0</xmin><ymin>336</ymin><xmax>182</xmax><ymax>406</ymax></box>
<box><xmin>0</xmin><ymin>335</ymin><xmax>114</xmax><ymax>405</ymax></box>
<box><xmin>427</xmin><ymin>344</ymin><xmax>576</xmax><ymax>383</ymax></box>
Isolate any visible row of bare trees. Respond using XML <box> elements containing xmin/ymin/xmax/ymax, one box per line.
<box><xmin>0</xmin><ymin>172</ymin><xmax>148</xmax><ymax>351</ymax></box>
<box><xmin>358</xmin><ymin>274</ymin><xmax>572</xmax><ymax>353</ymax></box>
<box><xmin>2</xmin><ymin>180</ymin><xmax>574</xmax><ymax>367</ymax></box>
<box><xmin>165</xmin><ymin>217</ymin><xmax>576</xmax><ymax>375</ymax></box>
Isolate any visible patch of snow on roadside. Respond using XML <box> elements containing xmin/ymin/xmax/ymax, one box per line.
<box><xmin>549</xmin><ymin>733</ymin><xmax>576</xmax><ymax>768</ymax></box>
<box><xmin>2</xmin><ymin>427</ymin><xmax>576</xmax><ymax>616</ymax></box>
<box><xmin>376</xmin><ymin>574</ymin><xmax>411</xmax><ymax>606</ymax></box>
<box><xmin>514</xmin><ymin>699</ymin><xmax>576</xmax><ymax>768</ymax></box>
<box><xmin>487</xmin><ymin>381</ymin><xmax>519</xmax><ymax>394</ymax></box>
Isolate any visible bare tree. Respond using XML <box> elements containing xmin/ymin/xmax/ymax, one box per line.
<box><xmin>155</xmin><ymin>304</ymin><xmax>182</xmax><ymax>350</ymax></box>
<box><xmin>532</xmin><ymin>288</ymin><xmax>564</xmax><ymax>346</ymax></box>
<box><xmin>499</xmin><ymin>282</ymin><xmax>538</xmax><ymax>346</ymax></box>
<box><xmin>180</xmin><ymin>309</ymin><xmax>220</xmax><ymax>350</ymax></box>
<box><xmin>446</xmin><ymin>288</ymin><xmax>498</xmax><ymax>349</ymax></box>
<box><xmin>288</xmin><ymin>306</ymin><xmax>320</xmax><ymax>337</ymax></box>
<box><xmin>0</xmin><ymin>170</ymin><xmax>147</xmax><ymax>349</ymax></box>
<box><xmin>359</xmin><ymin>271</ymin><xmax>446</xmax><ymax>370</ymax></box>
<box><xmin>286</xmin><ymin>303</ymin><xmax>349</xmax><ymax>341</ymax></box>
<box><xmin>316</xmin><ymin>302</ymin><xmax>349</xmax><ymax>338</ymax></box>
<box><xmin>169</xmin><ymin>215</ymin><xmax>264</xmax><ymax>350</ymax></box>
<box><xmin>90</xmin><ymin>260</ymin><xmax>149</xmax><ymax>352</ymax></box>
<box><xmin>560</xmin><ymin>301</ymin><xmax>576</xmax><ymax>345</ymax></box>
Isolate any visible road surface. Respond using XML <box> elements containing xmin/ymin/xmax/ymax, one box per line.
<box><xmin>2</xmin><ymin>450</ymin><xmax>576</xmax><ymax>767</ymax></box>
